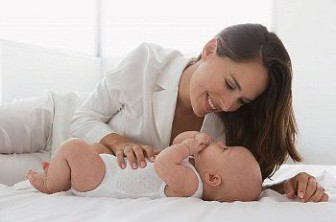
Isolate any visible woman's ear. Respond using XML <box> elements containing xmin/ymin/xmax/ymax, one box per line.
<box><xmin>204</xmin><ymin>172</ymin><xmax>222</xmax><ymax>187</ymax></box>
<box><xmin>201</xmin><ymin>38</ymin><xmax>217</xmax><ymax>61</ymax></box>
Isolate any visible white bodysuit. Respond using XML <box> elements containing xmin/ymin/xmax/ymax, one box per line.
<box><xmin>72</xmin><ymin>154</ymin><xmax>203</xmax><ymax>199</ymax></box>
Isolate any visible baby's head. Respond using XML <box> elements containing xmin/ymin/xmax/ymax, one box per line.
<box><xmin>194</xmin><ymin>142</ymin><xmax>262</xmax><ymax>202</ymax></box>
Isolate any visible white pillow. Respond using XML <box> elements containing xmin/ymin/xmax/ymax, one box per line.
<box><xmin>0</xmin><ymin>92</ymin><xmax>54</xmax><ymax>154</ymax></box>
<box><xmin>50</xmin><ymin>91</ymin><xmax>88</xmax><ymax>156</ymax></box>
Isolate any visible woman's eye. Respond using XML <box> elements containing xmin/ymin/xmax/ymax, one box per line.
<box><xmin>225</xmin><ymin>80</ymin><xmax>235</xmax><ymax>90</ymax></box>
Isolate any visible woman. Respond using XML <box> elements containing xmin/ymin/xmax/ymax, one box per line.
<box><xmin>71</xmin><ymin>24</ymin><xmax>328</xmax><ymax>202</ymax></box>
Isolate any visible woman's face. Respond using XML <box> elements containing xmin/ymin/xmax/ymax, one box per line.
<box><xmin>189</xmin><ymin>54</ymin><xmax>268</xmax><ymax>117</ymax></box>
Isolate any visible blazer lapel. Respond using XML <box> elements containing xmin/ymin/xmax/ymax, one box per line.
<box><xmin>152</xmin><ymin>88</ymin><xmax>178</xmax><ymax>147</ymax></box>
<box><xmin>152</xmin><ymin>56</ymin><xmax>190</xmax><ymax>147</ymax></box>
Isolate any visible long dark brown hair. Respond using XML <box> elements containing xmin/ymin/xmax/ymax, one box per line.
<box><xmin>195</xmin><ymin>24</ymin><xmax>301</xmax><ymax>180</ymax></box>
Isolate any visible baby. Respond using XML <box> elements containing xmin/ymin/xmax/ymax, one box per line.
<box><xmin>26</xmin><ymin>131</ymin><xmax>262</xmax><ymax>202</ymax></box>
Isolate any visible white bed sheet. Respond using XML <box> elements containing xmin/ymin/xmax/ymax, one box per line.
<box><xmin>1</xmin><ymin>164</ymin><xmax>335</xmax><ymax>222</ymax></box>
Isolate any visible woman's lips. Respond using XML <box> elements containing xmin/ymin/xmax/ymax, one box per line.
<box><xmin>205</xmin><ymin>93</ymin><xmax>217</xmax><ymax>112</ymax></box>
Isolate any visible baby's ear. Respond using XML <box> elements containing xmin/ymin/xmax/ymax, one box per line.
<box><xmin>204</xmin><ymin>173</ymin><xmax>222</xmax><ymax>187</ymax></box>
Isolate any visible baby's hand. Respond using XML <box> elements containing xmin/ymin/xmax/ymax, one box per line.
<box><xmin>182</xmin><ymin>138</ymin><xmax>207</xmax><ymax>156</ymax></box>
<box><xmin>195</xmin><ymin>133</ymin><xmax>213</xmax><ymax>146</ymax></box>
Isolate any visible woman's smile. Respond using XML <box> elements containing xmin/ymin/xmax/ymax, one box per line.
<box><xmin>205</xmin><ymin>93</ymin><xmax>218</xmax><ymax>113</ymax></box>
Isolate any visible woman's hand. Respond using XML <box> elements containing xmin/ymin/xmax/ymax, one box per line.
<box><xmin>283</xmin><ymin>172</ymin><xmax>328</xmax><ymax>202</ymax></box>
<box><xmin>100</xmin><ymin>133</ymin><xmax>160</xmax><ymax>169</ymax></box>
<box><xmin>114</xmin><ymin>141</ymin><xmax>160</xmax><ymax>169</ymax></box>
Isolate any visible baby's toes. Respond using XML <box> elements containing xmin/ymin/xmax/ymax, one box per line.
<box><xmin>26</xmin><ymin>170</ymin><xmax>37</xmax><ymax>179</ymax></box>
<box><xmin>42</xmin><ymin>161</ymin><xmax>50</xmax><ymax>171</ymax></box>
<box><xmin>42</xmin><ymin>161</ymin><xmax>50</xmax><ymax>175</ymax></box>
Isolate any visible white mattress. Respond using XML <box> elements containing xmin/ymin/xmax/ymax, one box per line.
<box><xmin>0</xmin><ymin>164</ymin><xmax>335</xmax><ymax>222</ymax></box>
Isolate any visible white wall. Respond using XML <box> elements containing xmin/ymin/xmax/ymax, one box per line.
<box><xmin>0</xmin><ymin>41</ymin><xmax>102</xmax><ymax>102</ymax></box>
<box><xmin>0</xmin><ymin>0</ymin><xmax>97</xmax><ymax>55</ymax></box>
<box><xmin>1</xmin><ymin>1</ymin><xmax>335</xmax><ymax>165</ymax></box>
<box><xmin>101</xmin><ymin>0</ymin><xmax>272</xmax><ymax>57</ymax></box>
<box><xmin>273</xmin><ymin>0</ymin><xmax>336</xmax><ymax>164</ymax></box>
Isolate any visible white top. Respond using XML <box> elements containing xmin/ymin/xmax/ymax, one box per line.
<box><xmin>72</xmin><ymin>154</ymin><xmax>203</xmax><ymax>199</ymax></box>
<box><xmin>71</xmin><ymin>43</ymin><xmax>225</xmax><ymax>149</ymax></box>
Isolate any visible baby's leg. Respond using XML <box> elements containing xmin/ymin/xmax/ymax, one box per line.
<box><xmin>27</xmin><ymin>139</ymin><xmax>106</xmax><ymax>194</ymax></box>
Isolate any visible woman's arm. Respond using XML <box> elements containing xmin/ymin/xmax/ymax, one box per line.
<box><xmin>70</xmin><ymin>44</ymin><xmax>161</xmax><ymax>169</ymax></box>
<box><xmin>154</xmin><ymin>138</ymin><xmax>207</xmax><ymax>197</ymax></box>
<box><xmin>70</xmin><ymin>43</ymin><xmax>151</xmax><ymax>144</ymax></box>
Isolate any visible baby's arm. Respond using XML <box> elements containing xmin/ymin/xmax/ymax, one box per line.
<box><xmin>154</xmin><ymin>138</ymin><xmax>206</xmax><ymax>197</ymax></box>
<box><xmin>172</xmin><ymin>131</ymin><xmax>213</xmax><ymax>145</ymax></box>
<box><xmin>172</xmin><ymin>131</ymin><xmax>199</xmax><ymax>144</ymax></box>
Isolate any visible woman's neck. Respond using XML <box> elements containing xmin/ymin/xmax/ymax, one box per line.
<box><xmin>177</xmin><ymin>61</ymin><xmax>200</xmax><ymax>113</ymax></box>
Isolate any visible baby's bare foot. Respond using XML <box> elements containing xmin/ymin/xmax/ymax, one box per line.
<box><xmin>26</xmin><ymin>170</ymin><xmax>51</xmax><ymax>194</ymax></box>
<box><xmin>42</xmin><ymin>161</ymin><xmax>50</xmax><ymax>175</ymax></box>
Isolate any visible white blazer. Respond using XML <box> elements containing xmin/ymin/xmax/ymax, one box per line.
<box><xmin>71</xmin><ymin>43</ymin><xmax>224</xmax><ymax>150</ymax></box>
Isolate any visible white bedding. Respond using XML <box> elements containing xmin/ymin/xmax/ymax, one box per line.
<box><xmin>1</xmin><ymin>164</ymin><xmax>335</xmax><ymax>222</ymax></box>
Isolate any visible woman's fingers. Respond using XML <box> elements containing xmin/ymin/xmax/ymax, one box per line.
<box><xmin>116</xmin><ymin>143</ymin><xmax>160</xmax><ymax>169</ymax></box>
<box><xmin>295</xmin><ymin>173</ymin><xmax>310</xmax><ymax>199</ymax></box>
<box><xmin>133</xmin><ymin>144</ymin><xmax>146</xmax><ymax>168</ymax></box>
<box><xmin>308</xmin><ymin>185</ymin><xmax>327</xmax><ymax>202</ymax></box>
<box><xmin>302</xmin><ymin>176</ymin><xmax>317</xmax><ymax>201</ymax></box>
<box><xmin>320</xmin><ymin>193</ymin><xmax>329</xmax><ymax>202</ymax></box>
<box><xmin>284</xmin><ymin>172</ymin><xmax>329</xmax><ymax>202</ymax></box>
<box><xmin>123</xmin><ymin>145</ymin><xmax>138</xmax><ymax>169</ymax></box>
<box><xmin>115</xmin><ymin>146</ymin><xmax>127</xmax><ymax>169</ymax></box>
<box><xmin>283</xmin><ymin>179</ymin><xmax>296</xmax><ymax>199</ymax></box>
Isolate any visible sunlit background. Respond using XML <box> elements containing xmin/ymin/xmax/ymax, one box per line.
<box><xmin>0</xmin><ymin>0</ymin><xmax>335</xmax><ymax>164</ymax></box>
<box><xmin>0</xmin><ymin>0</ymin><xmax>272</xmax><ymax>57</ymax></box>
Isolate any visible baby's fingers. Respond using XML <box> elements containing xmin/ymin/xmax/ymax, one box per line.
<box><xmin>195</xmin><ymin>133</ymin><xmax>212</xmax><ymax>145</ymax></box>
<box><xmin>142</xmin><ymin>145</ymin><xmax>160</xmax><ymax>162</ymax></box>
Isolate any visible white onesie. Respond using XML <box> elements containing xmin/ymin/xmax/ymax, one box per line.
<box><xmin>72</xmin><ymin>154</ymin><xmax>203</xmax><ymax>199</ymax></box>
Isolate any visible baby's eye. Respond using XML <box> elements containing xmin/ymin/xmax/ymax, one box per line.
<box><xmin>238</xmin><ymin>99</ymin><xmax>246</xmax><ymax>106</ymax></box>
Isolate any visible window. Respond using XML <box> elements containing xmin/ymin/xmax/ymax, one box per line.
<box><xmin>0</xmin><ymin>0</ymin><xmax>272</xmax><ymax>57</ymax></box>
<box><xmin>101</xmin><ymin>0</ymin><xmax>272</xmax><ymax>57</ymax></box>
<box><xmin>0</xmin><ymin>0</ymin><xmax>96</xmax><ymax>55</ymax></box>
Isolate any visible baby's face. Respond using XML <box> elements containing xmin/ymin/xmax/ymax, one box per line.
<box><xmin>194</xmin><ymin>143</ymin><xmax>255</xmax><ymax>178</ymax></box>
<box><xmin>194</xmin><ymin>141</ymin><xmax>231</xmax><ymax>170</ymax></box>
<box><xmin>196</xmin><ymin>145</ymin><xmax>262</xmax><ymax>202</ymax></box>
